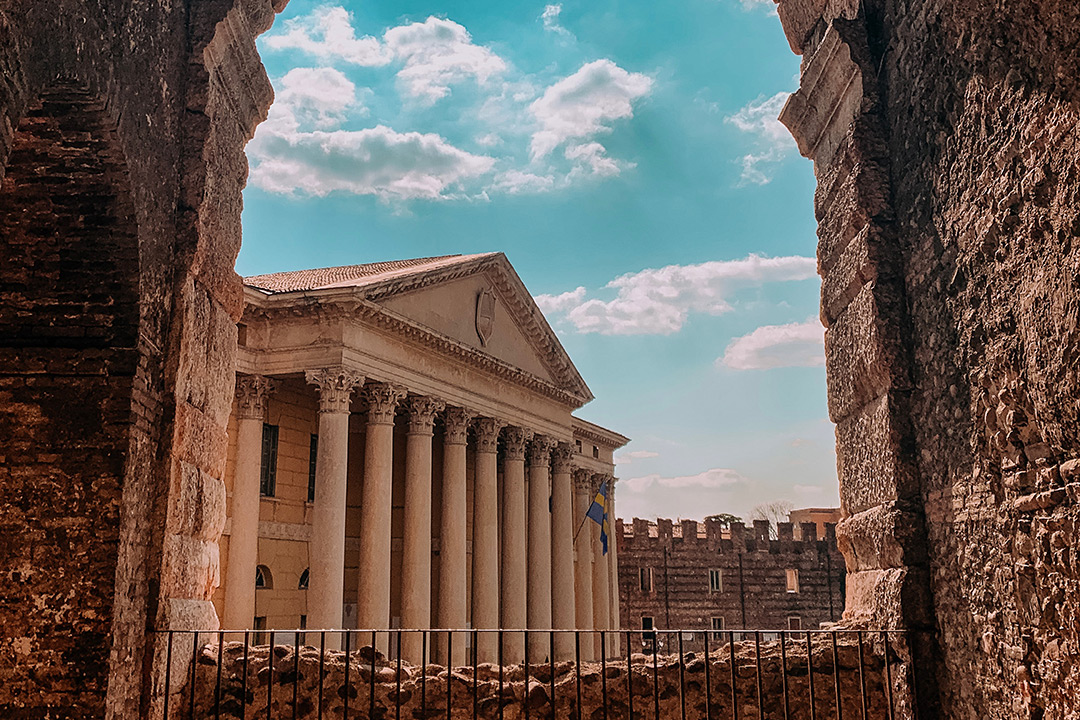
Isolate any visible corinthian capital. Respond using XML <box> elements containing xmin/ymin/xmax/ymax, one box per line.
<box><xmin>236</xmin><ymin>374</ymin><xmax>276</xmax><ymax>420</ymax></box>
<box><xmin>444</xmin><ymin>406</ymin><xmax>477</xmax><ymax>445</ymax></box>
<box><xmin>473</xmin><ymin>416</ymin><xmax>506</xmax><ymax>453</ymax></box>
<box><xmin>306</xmin><ymin>367</ymin><xmax>364</xmax><ymax>414</ymax></box>
<box><xmin>552</xmin><ymin>442</ymin><xmax>575</xmax><ymax>474</ymax></box>
<box><xmin>405</xmin><ymin>395</ymin><xmax>445</xmax><ymax>435</ymax></box>
<box><xmin>573</xmin><ymin>468</ymin><xmax>593</xmax><ymax>493</ymax></box>
<box><xmin>503</xmin><ymin>426</ymin><xmax>533</xmax><ymax>461</ymax></box>
<box><xmin>528</xmin><ymin>434</ymin><xmax>556</xmax><ymax>466</ymax></box>
<box><xmin>365</xmin><ymin>382</ymin><xmax>407</xmax><ymax>425</ymax></box>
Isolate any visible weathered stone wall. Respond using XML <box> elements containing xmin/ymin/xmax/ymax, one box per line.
<box><xmin>617</xmin><ymin>518</ymin><xmax>845</xmax><ymax>643</ymax></box>
<box><xmin>776</xmin><ymin>0</ymin><xmax>1080</xmax><ymax>717</ymax></box>
<box><xmin>181</xmin><ymin>635</ymin><xmax>903</xmax><ymax>720</ymax></box>
<box><xmin>0</xmin><ymin>2</ymin><xmax>287</xmax><ymax>717</ymax></box>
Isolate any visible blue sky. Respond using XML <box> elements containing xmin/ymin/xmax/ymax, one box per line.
<box><xmin>239</xmin><ymin>0</ymin><xmax>837</xmax><ymax>522</ymax></box>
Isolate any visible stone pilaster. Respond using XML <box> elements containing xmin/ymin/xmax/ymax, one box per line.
<box><xmin>223</xmin><ymin>375</ymin><xmax>276</xmax><ymax>633</ymax></box>
<box><xmin>438</xmin><ymin>406</ymin><xmax>475</xmax><ymax>667</ymax></box>
<box><xmin>550</xmin><ymin>443</ymin><xmax>577</xmax><ymax>659</ymax></box>
<box><xmin>471</xmin><ymin>417</ymin><xmax>505</xmax><ymax>663</ymax></box>
<box><xmin>400</xmin><ymin>395</ymin><xmax>445</xmax><ymax>663</ymax></box>
<box><xmin>500</xmin><ymin>425</ymin><xmax>531</xmax><ymax>664</ymax></box>
<box><xmin>304</xmin><ymin>368</ymin><xmax>364</xmax><ymax>645</ymax></box>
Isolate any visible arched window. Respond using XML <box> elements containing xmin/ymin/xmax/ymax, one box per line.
<box><xmin>255</xmin><ymin>565</ymin><xmax>273</xmax><ymax>590</ymax></box>
<box><xmin>299</xmin><ymin>568</ymin><xmax>309</xmax><ymax>590</ymax></box>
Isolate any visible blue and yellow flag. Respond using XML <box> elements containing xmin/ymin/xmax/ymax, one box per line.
<box><xmin>585</xmin><ymin>479</ymin><xmax>610</xmax><ymax>554</ymax></box>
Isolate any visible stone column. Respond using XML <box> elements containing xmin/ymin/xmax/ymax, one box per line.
<box><xmin>356</xmin><ymin>382</ymin><xmax>407</xmax><ymax>648</ymax></box>
<box><xmin>437</xmin><ymin>406</ymin><xmax>474</xmax><ymax>667</ymax></box>
<box><xmin>400</xmin><ymin>395</ymin><xmax>445</xmax><ymax>663</ymax></box>
<box><xmin>223</xmin><ymin>374</ymin><xmax>275</xmax><ymax>633</ymax></box>
<box><xmin>608</xmin><ymin>480</ymin><xmax>621</xmax><ymax>656</ymax></box>
<box><xmin>471</xmin><ymin>417</ymin><xmax>504</xmax><ymax>664</ymax></box>
<box><xmin>304</xmin><ymin>368</ymin><xmax>364</xmax><ymax>646</ymax></box>
<box><xmin>500</xmin><ymin>425</ymin><xmax>531</xmax><ymax>664</ymax></box>
<box><xmin>572</xmin><ymin>469</ymin><xmax>595</xmax><ymax>661</ymax></box>
<box><xmin>527</xmin><ymin>435</ymin><xmax>555</xmax><ymax>662</ymax></box>
<box><xmin>591</xmin><ymin>474</ymin><xmax>611</xmax><ymax>658</ymax></box>
<box><xmin>550</xmin><ymin>443</ymin><xmax>576</xmax><ymax>660</ymax></box>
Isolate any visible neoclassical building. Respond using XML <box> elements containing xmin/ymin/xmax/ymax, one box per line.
<box><xmin>211</xmin><ymin>253</ymin><xmax>628</xmax><ymax>665</ymax></box>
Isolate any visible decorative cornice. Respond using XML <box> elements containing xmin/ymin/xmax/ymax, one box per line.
<box><xmin>444</xmin><ymin>406</ymin><xmax>476</xmax><ymax>446</ymax></box>
<box><xmin>473</xmin><ymin>417</ymin><xmax>506</xmax><ymax>453</ymax></box>
<box><xmin>528</xmin><ymin>434</ymin><xmax>556</xmax><ymax>467</ymax></box>
<box><xmin>552</xmin><ymin>443</ymin><xmax>575</xmax><ymax>474</ymax></box>
<box><xmin>235</xmin><ymin>374</ymin><xmax>275</xmax><ymax>420</ymax></box>
<box><xmin>405</xmin><ymin>395</ymin><xmax>445</xmax><ymax>435</ymax></box>
<box><xmin>365</xmin><ymin>382</ymin><xmax>407</xmax><ymax>425</ymax></box>
<box><xmin>572</xmin><ymin>419</ymin><xmax>631</xmax><ymax>451</ymax></box>
<box><xmin>503</xmin><ymin>426</ymin><xmax>533</xmax><ymax>461</ymax></box>
<box><xmin>304</xmin><ymin>368</ymin><xmax>363</xmax><ymax>414</ymax></box>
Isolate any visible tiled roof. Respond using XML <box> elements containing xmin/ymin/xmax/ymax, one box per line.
<box><xmin>244</xmin><ymin>254</ymin><xmax>495</xmax><ymax>294</ymax></box>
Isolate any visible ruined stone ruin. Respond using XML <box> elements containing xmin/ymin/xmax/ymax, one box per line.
<box><xmin>1</xmin><ymin>0</ymin><xmax>1079</xmax><ymax>718</ymax></box>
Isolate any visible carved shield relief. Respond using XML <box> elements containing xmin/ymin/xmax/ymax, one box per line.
<box><xmin>476</xmin><ymin>288</ymin><xmax>496</xmax><ymax>345</ymax></box>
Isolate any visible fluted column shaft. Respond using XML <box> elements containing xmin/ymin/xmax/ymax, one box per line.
<box><xmin>527</xmin><ymin>435</ymin><xmax>555</xmax><ymax>662</ymax></box>
<box><xmin>224</xmin><ymin>375</ymin><xmax>275</xmax><ymax>633</ymax></box>
<box><xmin>437</xmin><ymin>407</ymin><xmax>474</xmax><ymax>667</ymax></box>
<box><xmin>500</xmin><ymin>426</ymin><xmax>531</xmax><ymax>664</ymax></box>
<box><xmin>572</xmin><ymin>469</ymin><xmax>595</xmax><ymax>661</ymax></box>
<box><xmin>305</xmin><ymin>368</ymin><xmax>364</xmax><ymax>646</ymax></box>
<box><xmin>400</xmin><ymin>396</ymin><xmax>445</xmax><ymax>663</ymax></box>
<box><xmin>550</xmin><ymin>444</ymin><xmax>576</xmax><ymax>660</ymax></box>
<box><xmin>356</xmin><ymin>382</ymin><xmax>406</xmax><ymax>648</ymax></box>
<box><xmin>471</xmin><ymin>417</ymin><xmax>504</xmax><ymax>664</ymax></box>
<box><xmin>608</xmin><ymin>481</ymin><xmax>621</xmax><ymax>655</ymax></box>
<box><xmin>591</xmin><ymin>474</ymin><xmax>611</xmax><ymax>658</ymax></box>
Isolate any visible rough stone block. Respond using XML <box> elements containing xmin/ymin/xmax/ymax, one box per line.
<box><xmin>842</xmin><ymin>566</ymin><xmax>933</xmax><ymax>629</ymax></box>
<box><xmin>168</xmin><ymin>460</ymin><xmax>228</xmax><ymax>542</ymax></box>
<box><xmin>835</xmin><ymin>391</ymin><xmax>921</xmax><ymax>514</ymax></box>
<box><xmin>835</xmin><ymin>503</ymin><xmax>929</xmax><ymax>572</ymax></box>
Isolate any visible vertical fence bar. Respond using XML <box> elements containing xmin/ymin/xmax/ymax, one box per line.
<box><xmin>293</xmin><ymin>631</ymin><xmax>301</xmax><ymax>720</ymax></box>
<box><xmin>703</xmin><ymin>629</ymin><xmax>711</xmax><ymax>720</ymax></box>
<box><xmin>754</xmin><ymin>632</ymin><xmax>764</xmax><ymax>720</ymax></box>
<box><xmin>626</xmin><ymin>631</ymin><xmax>633</xmax><ymax>720</ymax></box>
<box><xmin>267</xmin><ymin>631</ymin><xmax>274</xmax><ymax>720</ymax></box>
<box><xmin>906</xmin><ymin>631</ymin><xmax>921</xmax><ymax>720</ymax></box>
<box><xmin>832</xmin><ymin>632</ymin><xmax>843</xmax><ymax>720</ymax></box>
<box><xmin>371</xmin><ymin>630</ymin><xmax>378</xmax><ymax>720</ymax></box>
<box><xmin>602</xmin><ymin>631</ymin><xmax>609</xmax><ymax>720</ymax></box>
<box><xmin>856</xmin><ymin>632</ymin><xmax>867</xmax><ymax>720</ymax></box>
<box><xmin>397</xmin><ymin>631</ymin><xmax>403</xmax><ymax>720</ymax></box>
<box><xmin>652</xmin><ymin>630</ymin><xmax>660</xmax><ymax>720</ymax></box>
<box><xmin>421</xmin><ymin>632</ymin><xmax>428</xmax><ymax>720</ymax></box>
<box><xmin>343</xmin><ymin>631</ymin><xmax>350</xmax><ymax>720</ymax></box>
<box><xmin>524</xmin><ymin>633</ymin><xmax>530</xmax><ymax>720</ymax></box>
<box><xmin>882</xmin><ymin>632</ymin><xmax>894</xmax><ymax>720</ymax></box>
<box><xmin>472</xmin><ymin>630</ymin><xmax>479</xmax><ymax>720</ymax></box>
<box><xmin>550</xmin><ymin>631</ymin><xmax>556</xmax><ymax>720</ymax></box>
<box><xmin>319</xmin><ymin>631</ymin><xmax>326</xmax><ymax>720</ymax></box>
<box><xmin>805</xmin><ymin>632</ymin><xmax>816</xmax><ymax>720</ymax></box>
<box><xmin>780</xmin><ymin>632</ymin><xmax>790</xmax><ymax>720</ymax></box>
<box><xmin>242</xmin><ymin>631</ymin><xmax>250</xmax><ymax>720</ymax></box>
<box><xmin>575</xmin><ymin>632</ymin><xmax>582</xmax><ymax>720</ymax></box>
<box><xmin>728</xmin><ymin>632</ymin><xmax>737</xmax><ymax>720</ymax></box>
<box><xmin>499</xmin><ymin>631</ymin><xmax>505</xmax><ymax>720</ymax></box>
<box><xmin>163</xmin><ymin>632</ymin><xmax>174</xmax><ymax>720</ymax></box>
<box><xmin>447</xmin><ymin>631</ymin><xmax>453</xmax><ymax>720</ymax></box>
<box><xmin>190</xmin><ymin>632</ymin><xmax>198</xmax><ymax>720</ymax></box>
<box><xmin>677</xmin><ymin>632</ymin><xmax>686</xmax><ymax>720</ymax></box>
<box><xmin>215</xmin><ymin>631</ymin><xmax>224</xmax><ymax>720</ymax></box>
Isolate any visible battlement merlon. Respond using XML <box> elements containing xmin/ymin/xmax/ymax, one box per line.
<box><xmin>616</xmin><ymin>517</ymin><xmax>839</xmax><ymax>554</ymax></box>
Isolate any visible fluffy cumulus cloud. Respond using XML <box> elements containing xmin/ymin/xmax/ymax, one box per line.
<box><xmin>541</xmin><ymin>4</ymin><xmax>573</xmax><ymax>37</ymax></box>
<box><xmin>719</xmin><ymin>318</ymin><xmax>825</xmax><ymax>370</ymax></box>
<box><xmin>273</xmin><ymin>67</ymin><xmax>365</xmax><ymax>128</ymax></box>
<box><xmin>529</xmin><ymin>60</ymin><xmax>653</xmax><ymax>161</ymax></box>
<box><xmin>622</xmin><ymin>467</ymin><xmax>747</xmax><ymax>493</ymax></box>
<box><xmin>539</xmin><ymin>255</ymin><xmax>816</xmax><ymax>335</ymax></box>
<box><xmin>490</xmin><ymin>169</ymin><xmax>557</xmax><ymax>195</ymax></box>
<box><xmin>264</xmin><ymin>7</ymin><xmax>505</xmax><ymax>104</ymax></box>
<box><xmin>725</xmin><ymin>92</ymin><xmax>796</xmax><ymax>185</ymax></box>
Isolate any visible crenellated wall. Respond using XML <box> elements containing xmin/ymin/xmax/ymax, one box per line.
<box><xmin>775</xmin><ymin>0</ymin><xmax>1080</xmax><ymax>717</ymax></box>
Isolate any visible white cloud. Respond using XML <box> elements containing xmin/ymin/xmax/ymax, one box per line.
<box><xmin>622</xmin><ymin>467</ymin><xmax>748</xmax><ymax>493</ymax></box>
<box><xmin>541</xmin><ymin>255</ymin><xmax>816</xmax><ymax>335</ymax></box>
<box><xmin>263</xmin><ymin>6</ymin><xmax>391</xmax><ymax>65</ymax></box>
<box><xmin>489</xmin><ymin>169</ymin><xmax>556</xmax><ymax>195</ymax></box>
<box><xmin>384</xmin><ymin>17</ymin><xmax>507</xmax><ymax>104</ymax></box>
<box><xmin>719</xmin><ymin>318</ymin><xmax>825</xmax><ymax>370</ymax></box>
<box><xmin>614</xmin><ymin>450</ymin><xmax>660</xmax><ymax>466</ymax></box>
<box><xmin>248</xmin><ymin>123</ymin><xmax>494</xmax><ymax>201</ymax></box>
<box><xmin>541</xmin><ymin>4</ymin><xmax>573</xmax><ymax>37</ymax></box>
<box><xmin>475</xmin><ymin>133</ymin><xmax>503</xmax><ymax>147</ymax></box>
<box><xmin>565</xmin><ymin>142</ymin><xmax>625</xmax><ymax>177</ymax></box>
<box><xmin>736</xmin><ymin>0</ymin><xmax>780</xmax><ymax>13</ymax></box>
<box><xmin>725</xmin><ymin>92</ymin><xmax>796</xmax><ymax>185</ymax></box>
<box><xmin>529</xmin><ymin>59</ymin><xmax>653</xmax><ymax>160</ymax></box>
<box><xmin>534</xmin><ymin>286</ymin><xmax>586</xmax><ymax>314</ymax></box>
<box><xmin>273</xmin><ymin>67</ymin><xmax>364</xmax><ymax>129</ymax></box>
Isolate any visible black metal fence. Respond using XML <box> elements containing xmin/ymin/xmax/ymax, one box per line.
<box><xmin>160</xmin><ymin>628</ymin><xmax>919</xmax><ymax>720</ymax></box>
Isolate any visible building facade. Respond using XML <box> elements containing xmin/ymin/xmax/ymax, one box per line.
<box><xmin>616</xmin><ymin>517</ymin><xmax>845</xmax><ymax>651</ymax></box>
<box><xmin>212</xmin><ymin>253</ymin><xmax>628</xmax><ymax>665</ymax></box>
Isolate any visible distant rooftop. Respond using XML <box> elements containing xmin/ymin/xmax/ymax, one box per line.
<box><xmin>244</xmin><ymin>253</ymin><xmax>496</xmax><ymax>294</ymax></box>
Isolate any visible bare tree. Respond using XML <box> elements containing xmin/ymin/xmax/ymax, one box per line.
<box><xmin>750</xmin><ymin>500</ymin><xmax>794</xmax><ymax>538</ymax></box>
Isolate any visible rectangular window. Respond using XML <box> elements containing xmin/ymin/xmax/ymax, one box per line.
<box><xmin>641</xmin><ymin>616</ymin><xmax>656</xmax><ymax>646</ymax></box>
<box><xmin>307</xmin><ymin>433</ymin><xmax>318</xmax><ymax>502</ymax></box>
<box><xmin>592</xmin><ymin>445</ymin><xmax>599</xmax><ymax>458</ymax></box>
<box><xmin>260</xmin><ymin>424</ymin><xmax>279</xmax><ymax>497</ymax></box>
<box><xmin>639</xmin><ymin>567</ymin><xmax>653</xmax><ymax>593</ymax></box>
<box><xmin>710</xmin><ymin>617</ymin><xmax>725</xmax><ymax>642</ymax></box>
<box><xmin>786</xmin><ymin>569</ymin><xmax>800</xmax><ymax>593</ymax></box>
<box><xmin>708</xmin><ymin>568</ymin><xmax>722</xmax><ymax>593</ymax></box>
<box><xmin>575</xmin><ymin>439</ymin><xmax>583</xmax><ymax>453</ymax></box>
<box><xmin>788</xmin><ymin>616</ymin><xmax>802</xmax><ymax>631</ymax></box>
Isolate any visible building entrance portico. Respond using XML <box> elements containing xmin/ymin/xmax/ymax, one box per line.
<box><xmin>213</xmin><ymin>254</ymin><xmax>628</xmax><ymax>663</ymax></box>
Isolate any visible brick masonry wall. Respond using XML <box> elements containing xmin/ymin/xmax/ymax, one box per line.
<box><xmin>776</xmin><ymin>1</ymin><xmax>1080</xmax><ymax>718</ymax></box>
<box><xmin>616</xmin><ymin>518</ymin><xmax>845</xmax><ymax>649</ymax></box>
